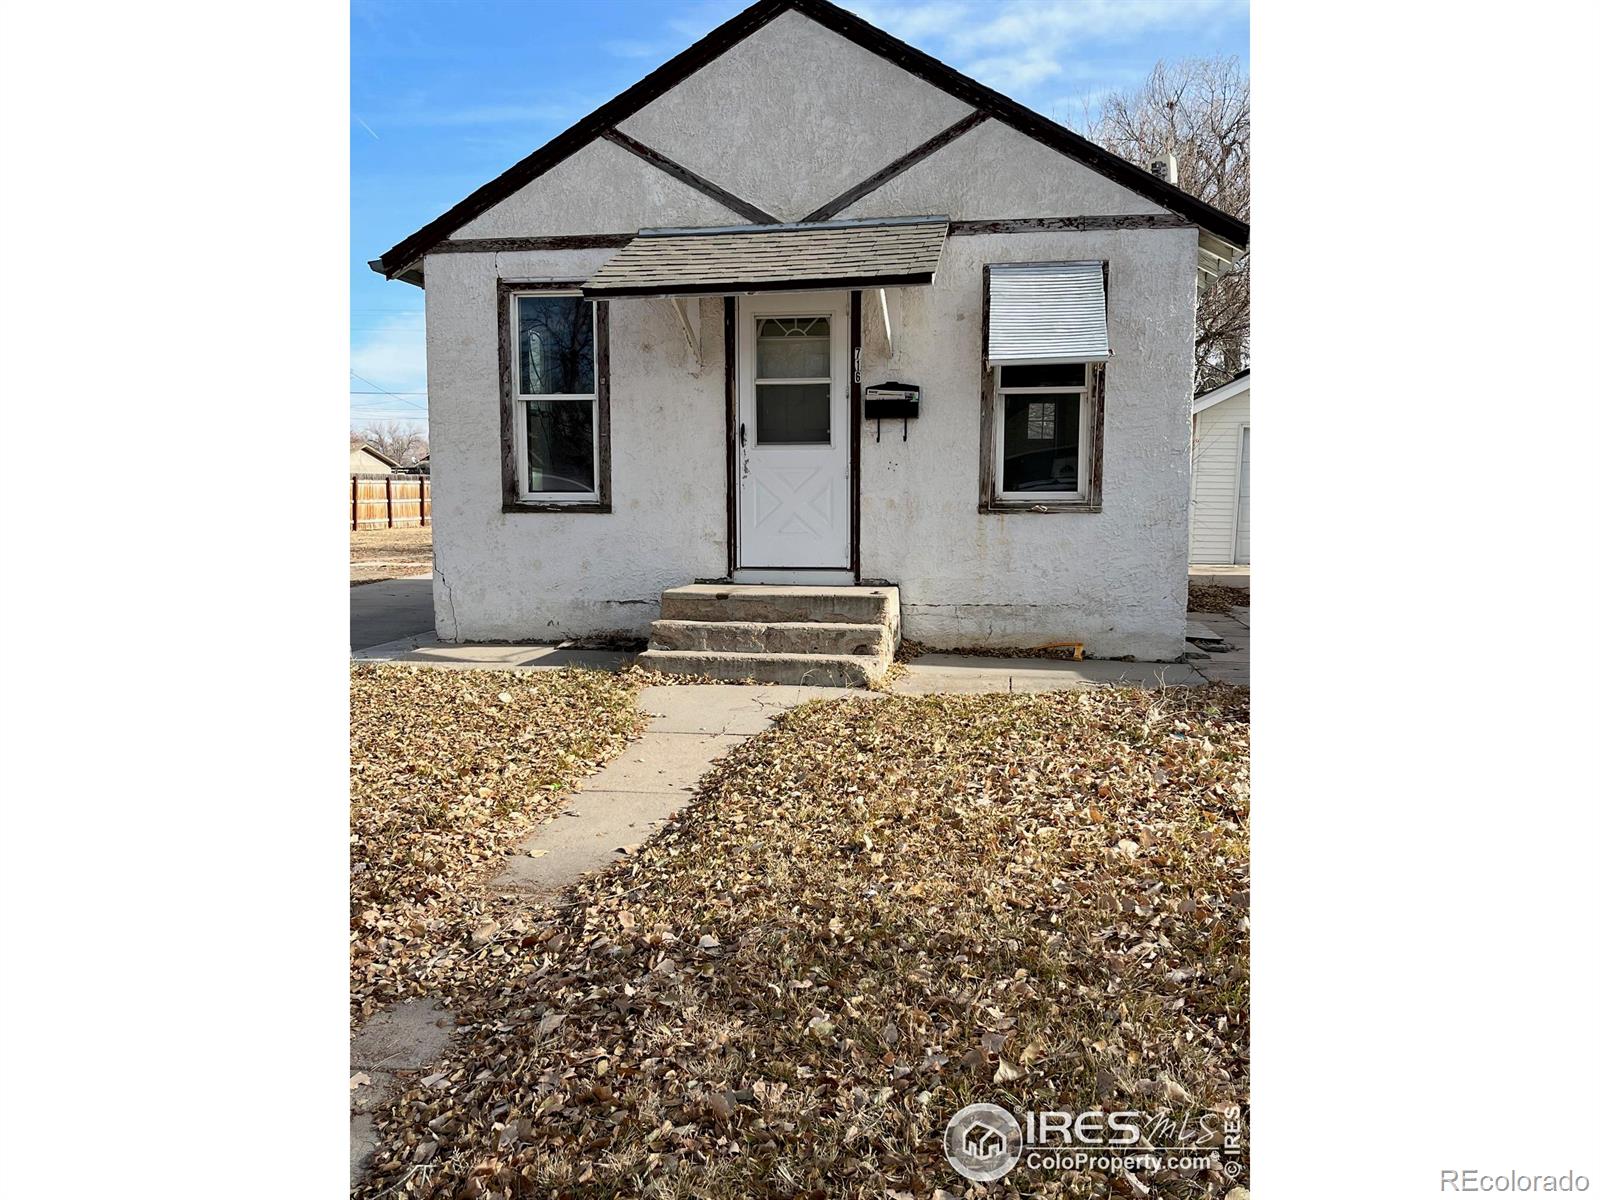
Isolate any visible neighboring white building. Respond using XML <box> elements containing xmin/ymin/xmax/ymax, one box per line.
<box><xmin>1189</xmin><ymin>370</ymin><xmax>1251</xmax><ymax>566</ymax></box>
<box><xmin>371</xmin><ymin>0</ymin><xmax>1249</xmax><ymax>668</ymax></box>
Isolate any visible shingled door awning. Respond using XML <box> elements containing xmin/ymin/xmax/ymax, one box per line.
<box><xmin>580</xmin><ymin>216</ymin><xmax>950</xmax><ymax>299</ymax></box>
<box><xmin>986</xmin><ymin>261</ymin><xmax>1111</xmax><ymax>364</ymax></box>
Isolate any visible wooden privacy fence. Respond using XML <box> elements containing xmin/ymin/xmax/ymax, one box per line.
<box><xmin>352</xmin><ymin>474</ymin><xmax>431</xmax><ymax>530</ymax></box>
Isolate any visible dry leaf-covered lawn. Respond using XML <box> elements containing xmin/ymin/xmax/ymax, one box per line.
<box><xmin>352</xmin><ymin>526</ymin><xmax>434</xmax><ymax>585</ymax></box>
<box><xmin>351</xmin><ymin>665</ymin><xmax>646</xmax><ymax>1020</ymax></box>
<box><xmin>1186</xmin><ymin>584</ymin><xmax>1249</xmax><ymax>613</ymax></box>
<box><xmin>360</xmin><ymin>685</ymin><xmax>1250</xmax><ymax>1199</ymax></box>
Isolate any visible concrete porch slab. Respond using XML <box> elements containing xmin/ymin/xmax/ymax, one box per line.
<box><xmin>891</xmin><ymin>655</ymin><xmax>1204</xmax><ymax>694</ymax></box>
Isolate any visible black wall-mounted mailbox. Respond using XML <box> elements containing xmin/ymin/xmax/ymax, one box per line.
<box><xmin>863</xmin><ymin>382</ymin><xmax>920</xmax><ymax>420</ymax></box>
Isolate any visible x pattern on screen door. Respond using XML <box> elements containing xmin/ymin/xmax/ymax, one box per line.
<box><xmin>750</xmin><ymin>465</ymin><xmax>836</xmax><ymax>538</ymax></box>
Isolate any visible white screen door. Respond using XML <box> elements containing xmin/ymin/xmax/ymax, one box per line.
<box><xmin>736</xmin><ymin>292</ymin><xmax>850</xmax><ymax>571</ymax></box>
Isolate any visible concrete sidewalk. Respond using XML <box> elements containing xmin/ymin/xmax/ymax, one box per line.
<box><xmin>353</xmin><ymin>630</ymin><xmax>633</xmax><ymax>672</ymax></box>
<box><xmin>353</xmin><ymin>602</ymin><xmax>1246</xmax><ymax>690</ymax></box>
<box><xmin>892</xmin><ymin>654</ymin><xmax>1203</xmax><ymax>693</ymax></box>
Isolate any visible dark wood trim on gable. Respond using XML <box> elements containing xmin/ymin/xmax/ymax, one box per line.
<box><xmin>601</xmin><ymin>129</ymin><xmax>779</xmax><ymax>226</ymax></box>
<box><xmin>433</xmin><ymin>234</ymin><xmax>635</xmax><ymax>255</ymax></box>
<box><xmin>497</xmin><ymin>279</ymin><xmax>613</xmax><ymax>514</ymax></box>
<box><xmin>430</xmin><ymin>217</ymin><xmax>1193</xmax><ymax>263</ymax></box>
<box><xmin>374</xmin><ymin>0</ymin><xmax>1245</xmax><ymax>278</ymax></box>
<box><xmin>783</xmin><ymin>0</ymin><xmax>1247</xmax><ymax>248</ymax></box>
<box><xmin>723</xmin><ymin>296</ymin><xmax>739</xmax><ymax>576</ymax></box>
<box><xmin>950</xmin><ymin>214</ymin><xmax>1194</xmax><ymax>236</ymax></box>
<box><xmin>800</xmin><ymin>111</ymin><xmax>989</xmax><ymax>223</ymax></box>
<box><xmin>586</xmin><ymin>270</ymin><xmax>935</xmax><ymax>300</ymax></box>
<box><xmin>376</xmin><ymin>0</ymin><xmax>791</xmax><ymax>275</ymax></box>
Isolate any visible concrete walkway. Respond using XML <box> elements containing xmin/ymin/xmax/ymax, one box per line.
<box><xmin>355</xmin><ymin>630</ymin><xmax>1241</xmax><ymax>691</ymax></box>
<box><xmin>1187</xmin><ymin>606</ymin><xmax>1250</xmax><ymax>685</ymax></box>
<box><xmin>350</xmin><ymin>997</ymin><xmax>454</xmax><ymax>1182</ymax></box>
<box><xmin>353</xmin><ymin>630</ymin><xmax>632</xmax><ymax>672</ymax></box>
<box><xmin>492</xmin><ymin>683</ymin><xmax>864</xmax><ymax>891</ymax></box>
<box><xmin>893</xmin><ymin>654</ymin><xmax>1202</xmax><ymax>693</ymax></box>
<box><xmin>349</xmin><ymin>681</ymin><xmax>862</xmax><ymax>1184</ymax></box>
<box><xmin>350</xmin><ymin>575</ymin><xmax>1249</xmax><ymax>691</ymax></box>
<box><xmin>351</xmin><ymin>575</ymin><xmax>435</xmax><ymax>651</ymax></box>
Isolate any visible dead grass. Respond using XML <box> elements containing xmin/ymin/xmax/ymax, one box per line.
<box><xmin>350</xmin><ymin>664</ymin><xmax>646</xmax><ymax>1021</ymax></box>
<box><xmin>358</xmin><ymin>685</ymin><xmax>1250</xmax><ymax>1198</ymax></box>
<box><xmin>1186</xmin><ymin>584</ymin><xmax>1249</xmax><ymax>614</ymax></box>
<box><xmin>352</xmin><ymin>526</ymin><xmax>434</xmax><ymax>585</ymax></box>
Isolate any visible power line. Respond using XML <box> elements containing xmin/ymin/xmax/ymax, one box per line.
<box><xmin>349</xmin><ymin>371</ymin><xmax>428</xmax><ymax>411</ymax></box>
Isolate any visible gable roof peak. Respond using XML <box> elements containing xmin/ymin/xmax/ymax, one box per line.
<box><xmin>374</xmin><ymin>0</ymin><xmax>1247</xmax><ymax>278</ymax></box>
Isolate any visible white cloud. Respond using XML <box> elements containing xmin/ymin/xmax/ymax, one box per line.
<box><xmin>847</xmin><ymin>0</ymin><xmax>969</xmax><ymax>40</ymax></box>
<box><xmin>950</xmin><ymin>0</ymin><xmax>1239</xmax><ymax>50</ymax></box>
<box><xmin>842</xmin><ymin>0</ymin><xmax>1244</xmax><ymax>103</ymax></box>
<box><xmin>963</xmin><ymin>50</ymin><xmax>1064</xmax><ymax>91</ymax></box>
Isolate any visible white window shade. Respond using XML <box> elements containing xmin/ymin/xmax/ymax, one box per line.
<box><xmin>987</xmin><ymin>262</ymin><xmax>1110</xmax><ymax>364</ymax></box>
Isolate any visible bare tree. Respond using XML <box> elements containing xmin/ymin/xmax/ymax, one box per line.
<box><xmin>354</xmin><ymin>421</ymin><xmax>429</xmax><ymax>466</ymax></box>
<box><xmin>1087</xmin><ymin>57</ymin><xmax>1250</xmax><ymax>390</ymax></box>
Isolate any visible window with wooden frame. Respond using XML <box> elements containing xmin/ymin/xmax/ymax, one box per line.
<box><xmin>979</xmin><ymin>262</ymin><xmax>1107</xmax><ymax>513</ymax></box>
<box><xmin>497</xmin><ymin>281</ymin><xmax>610</xmax><ymax>512</ymax></box>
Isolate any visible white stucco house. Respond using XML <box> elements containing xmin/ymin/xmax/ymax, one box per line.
<box><xmin>370</xmin><ymin>0</ymin><xmax>1249</xmax><ymax>683</ymax></box>
<box><xmin>1189</xmin><ymin>370</ymin><xmax>1251</xmax><ymax>567</ymax></box>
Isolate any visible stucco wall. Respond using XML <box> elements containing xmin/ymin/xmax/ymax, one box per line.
<box><xmin>425</xmin><ymin>228</ymin><xmax>1195</xmax><ymax>658</ymax></box>
<box><xmin>424</xmin><ymin>247</ymin><xmax>727</xmax><ymax>641</ymax></box>
<box><xmin>1189</xmin><ymin>388</ymin><xmax>1250</xmax><ymax>565</ymax></box>
<box><xmin>840</xmin><ymin>119</ymin><xmax>1167</xmax><ymax>221</ymax></box>
<box><xmin>455</xmin><ymin>139</ymin><xmax>740</xmax><ymax>238</ymax></box>
<box><xmin>858</xmin><ymin>230</ymin><xmax>1196</xmax><ymax>658</ymax></box>
<box><xmin>617</xmin><ymin>10</ymin><xmax>974</xmax><ymax>222</ymax></box>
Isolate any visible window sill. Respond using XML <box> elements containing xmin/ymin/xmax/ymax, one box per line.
<box><xmin>980</xmin><ymin>498</ymin><xmax>1101</xmax><ymax>514</ymax></box>
<box><xmin>503</xmin><ymin>500</ymin><xmax>611</xmax><ymax>514</ymax></box>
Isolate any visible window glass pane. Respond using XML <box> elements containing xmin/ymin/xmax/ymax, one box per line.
<box><xmin>756</xmin><ymin>316</ymin><xmax>830</xmax><ymax>379</ymax></box>
<box><xmin>1002</xmin><ymin>393</ymin><xmax>1079</xmax><ymax>492</ymax></box>
<box><xmin>1000</xmin><ymin>362</ymin><xmax>1085</xmax><ymax>389</ymax></box>
<box><xmin>756</xmin><ymin>383</ymin><xmax>830</xmax><ymax>444</ymax></box>
<box><xmin>518</xmin><ymin>296</ymin><xmax>594</xmax><ymax>396</ymax></box>
<box><xmin>526</xmin><ymin>399</ymin><xmax>595</xmax><ymax>493</ymax></box>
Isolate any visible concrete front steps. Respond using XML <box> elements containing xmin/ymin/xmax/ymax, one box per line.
<box><xmin>636</xmin><ymin>584</ymin><xmax>900</xmax><ymax>687</ymax></box>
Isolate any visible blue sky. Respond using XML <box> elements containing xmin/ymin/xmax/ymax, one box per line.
<box><xmin>351</xmin><ymin>0</ymin><xmax>1248</xmax><ymax>432</ymax></box>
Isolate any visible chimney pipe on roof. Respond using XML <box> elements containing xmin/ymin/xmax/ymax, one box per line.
<box><xmin>1147</xmin><ymin>152</ymin><xmax>1178</xmax><ymax>184</ymax></box>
